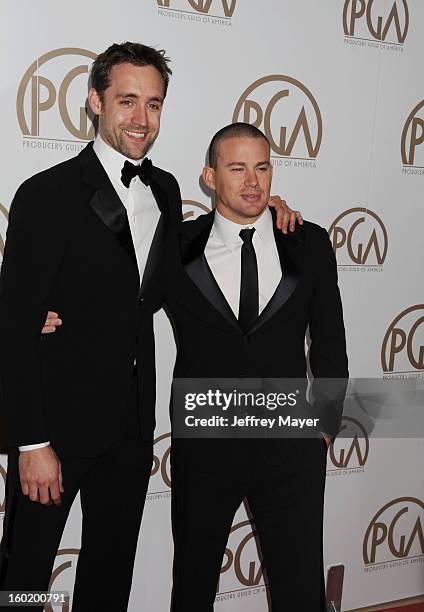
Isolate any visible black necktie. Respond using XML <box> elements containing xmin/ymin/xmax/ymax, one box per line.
<box><xmin>238</xmin><ymin>228</ymin><xmax>259</xmax><ymax>333</ymax></box>
<box><xmin>120</xmin><ymin>158</ymin><xmax>153</xmax><ymax>188</ymax></box>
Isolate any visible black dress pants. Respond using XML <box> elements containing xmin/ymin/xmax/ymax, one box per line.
<box><xmin>171</xmin><ymin>437</ymin><xmax>328</xmax><ymax>612</ymax></box>
<box><xmin>0</xmin><ymin>379</ymin><xmax>153</xmax><ymax>612</ymax></box>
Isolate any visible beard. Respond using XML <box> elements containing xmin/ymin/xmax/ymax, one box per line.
<box><xmin>100</xmin><ymin>124</ymin><xmax>155</xmax><ymax>160</ymax></box>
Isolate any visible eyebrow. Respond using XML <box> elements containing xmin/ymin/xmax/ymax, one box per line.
<box><xmin>116</xmin><ymin>93</ymin><xmax>164</xmax><ymax>103</ymax></box>
<box><xmin>226</xmin><ymin>160</ymin><xmax>271</xmax><ymax>167</ymax></box>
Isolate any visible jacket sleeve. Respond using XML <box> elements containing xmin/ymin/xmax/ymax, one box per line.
<box><xmin>0</xmin><ymin>178</ymin><xmax>68</xmax><ymax>448</ymax></box>
<box><xmin>308</xmin><ymin>227</ymin><xmax>349</xmax><ymax>437</ymax></box>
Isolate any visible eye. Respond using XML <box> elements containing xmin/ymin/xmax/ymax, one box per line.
<box><xmin>257</xmin><ymin>165</ymin><xmax>269</xmax><ymax>172</ymax></box>
<box><xmin>120</xmin><ymin>100</ymin><xmax>133</xmax><ymax>106</ymax></box>
<box><xmin>148</xmin><ymin>102</ymin><xmax>162</xmax><ymax>111</ymax></box>
<box><xmin>231</xmin><ymin>167</ymin><xmax>244</xmax><ymax>172</ymax></box>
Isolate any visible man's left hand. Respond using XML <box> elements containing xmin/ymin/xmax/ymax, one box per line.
<box><xmin>41</xmin><ymin>311</ymin><xmax>62</xmax><ymax>334</ymax></box>
<box><xmin>268</xmin><ymin>196</ymin><xmax>303</xmax><ymax>234</ymax></box>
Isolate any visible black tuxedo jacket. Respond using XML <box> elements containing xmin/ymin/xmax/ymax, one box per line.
<box><xmin>164</xmin><ymin>209</ymin><xmax>349</xmax><ymax>467</ymax></box>
<box><xmin>0</xmin><ymin>142</ymin><xmax>181</xmax><ymax>455</ymax></box>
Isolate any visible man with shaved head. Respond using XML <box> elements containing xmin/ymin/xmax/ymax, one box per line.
<box><xmin>165</xmin><ymin>123</ymin><xmax>348</xmax><ymax>611</ymax></box>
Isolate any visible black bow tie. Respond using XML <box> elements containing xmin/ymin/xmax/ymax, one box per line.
<box><xmin>120</xmin><ymin>158</ymin><xmax>153</xmax><ymax>188</ymax></box>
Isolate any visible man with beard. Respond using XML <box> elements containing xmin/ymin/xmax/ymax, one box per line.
<box><xmin>0</xmin><ymin>43</ymin><xmax>299</xmax><ymax>610</ymax></box>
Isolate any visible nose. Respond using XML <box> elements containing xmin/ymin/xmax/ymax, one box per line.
<box><xmin>131</xmin><ymin>104</ymin><xmax>148</xmax><ymax>128</ymax></box>
<box><xmin>244</xmin><ymin>168</ymin><xmax>259</xmax><ymax>187</ymax></box>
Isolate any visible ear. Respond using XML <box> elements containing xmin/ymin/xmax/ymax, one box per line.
<box><xmin>202</xmin><ymin>166</ymin><xmax>216</xmax><ymax>191</ymax></box>
<box><xmin>88</xmin><ymin>88</ymin><xmax>102</xmax><ymax>116</ymax></box>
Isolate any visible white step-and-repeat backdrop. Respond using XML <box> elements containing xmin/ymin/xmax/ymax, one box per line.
<box><xmin>0</xmin><ymin>1</ymin><xmax>423</xmax><ymax>610</ymax></box>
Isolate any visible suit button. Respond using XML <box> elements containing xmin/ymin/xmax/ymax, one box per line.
<box><xmin>139</xmin><ymin>297</ymin><xmax>145</xmax><ymax>304</ymax></box>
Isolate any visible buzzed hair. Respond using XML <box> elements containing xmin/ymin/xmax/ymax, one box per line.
<box><xmin>208</xmin><ymin>122</ymin><xmax>270</xmax><ymax>169</ymax></box>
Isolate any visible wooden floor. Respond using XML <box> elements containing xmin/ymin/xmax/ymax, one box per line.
<box><xmin>348</xmin><ymin>595</ymin><xmax>424</xmax><ymax>611</ymax></box>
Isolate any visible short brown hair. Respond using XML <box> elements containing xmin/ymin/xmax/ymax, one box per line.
<box><xmin>208</xmin><ymin>122</ymin><xmax>270</xmax><ymax>169</ymax></box>
<box><xmin>91</xmin><ymin>41</ymin><xmax>172</xmax><ymax>99</ymax></box>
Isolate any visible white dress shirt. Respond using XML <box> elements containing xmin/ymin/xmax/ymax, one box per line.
<box><xmin>205</xmin><ymin>207</ymin><xmax>282</xmax><ymax>318</ymax></box>
<box><xmin>20</xmin><ymin>135</ymin><xmax>161</xmax><ymax>452</ymax></box>
<box><xmin>92</xmin><ymin>135</ymin><xmax>161</xmax><ymax>280</ymax></box>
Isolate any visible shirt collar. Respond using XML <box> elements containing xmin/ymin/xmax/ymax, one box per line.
<box><xmin>92</xmin><ymin>134</ymin><xmax>145</xmax><ymax>188</ymax></box>
<box><xmin>213</xmin><ymin>207</ymin><xmax>273</xmax><ymax>252</ymax></box>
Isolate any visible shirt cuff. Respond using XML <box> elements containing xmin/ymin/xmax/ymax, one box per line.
<box><xmin>19</xmin><ymin>442</ymin><xmax>50</xmax><ymax>451</ymax></box>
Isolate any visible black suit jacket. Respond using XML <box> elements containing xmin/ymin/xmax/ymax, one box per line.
<box><xmin>164</xmin><ymin>209</ymin><xmax>349</xmax><ymax>467</ymax></box>
<box><xmin>0</xmin><ymin>142</ymin><xmax>181</xmax><ymax>455</ymax></box>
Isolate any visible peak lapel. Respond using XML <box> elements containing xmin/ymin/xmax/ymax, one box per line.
<box><xmin>179</xmin><ymin>211</ymin><xmax>241</xmax><ymax>334</ymax></box>
<box><xmin>249</xmin><ymin>216</ymin><xmax>304</xmax><ymax>334</ymax></box>
<box><xmin>79</xmin><ymin>143</ymin><xmax>138</xmax><ymax>274</ymax></box>
<box><xmin>139</xmin><ymin>173</ymin><xmax>171</xmax><ymax>296</ymax></box>
<box><xmin>185</xmin><ymin>255</ymin><xmax>241</xmax><ymax>332</ymax></box>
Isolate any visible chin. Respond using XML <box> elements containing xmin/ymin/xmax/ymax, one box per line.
<box><xmin>129</xmin><ymin>145</ymin><xmax>149</xmax><ymax>160</ymax></box>
<box><xmin>128</xmin><ymin>148</ymin><xmax>147</xmax><ymax>159</ymax></box>
<box><xmin>242</xmin><ymin>204</ymin><xmax>267</xmax><ymax>218</ymax></box>
<box><xmin>117</xmin><ymin>135</ymin><xmax>148</xmax><ymax>159</ymax></box>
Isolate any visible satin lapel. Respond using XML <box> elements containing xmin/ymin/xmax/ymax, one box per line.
<box><xmin>185</xmin><ymin>255</ymin><xmax>241</xmax><ymax>332</ymax></box>
<box><xmin>149</xmin><ymin>169</ymin><xmax>169</xmax><ymax>215</ymax></box>
<box><xmin>249</xmin><ymin>219</ymin><xmax>304</xmax><ymax>334</ymax></box>
<box><xmin>139</xmin><ymin>213</ymin><xmax>165</xmax><ymax>295</ymax></box>
<box><xmin>79</xmin><ymin>143</ymin><xmax>138</xmax><ymax>273</ymax></box>
<box><xmin>179</xmin><ymin>211</ymin><xmax>241</xmax><ymax>333</ymax></box>
<box><xmin>179</xmin><ymin>210</ymin><xmax>215</xmax><ymax>264</ymax></box>
<box><xmin>88</xmin><ymin>189</ymin><xmax>138</xmax><ymax>272</ymax></box>
<box><xmin>139</xmin><ymin>176</ymin><xmax>170</xmax><ymax>295</ymax></box>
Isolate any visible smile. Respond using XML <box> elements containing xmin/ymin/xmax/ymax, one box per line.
<box><xmin>123</xmin><ymin>130</ymin><xmax>146</xmax><ymax>140</ymax></box>
<box><xmin>241</xmin><ymin>194</ymin><xmax>261</xmax><ymax>201</ymax></box>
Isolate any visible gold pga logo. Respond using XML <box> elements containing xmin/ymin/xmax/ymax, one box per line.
<box><xmin>233</xmin><ymin>75</ymin><xmax>322</xmax><ymax>163</ymax></box>
<box><xmin>363</xmin><ymin>497</ymin><xmax>424</xmax><ymax>566</ymax></box>
<box><xmin>381</xmin><ymin>305</ymin><xmax>424</xmax><ymax>376</ymax></box>
<box><xmin>328</xmin><ymin>417</ymin><xmax>369</xmax><ymax>471</ymax></box>
<box><xmin>46</xmin><ymin>548</ymin><xmax>80</xmax><ymax>612</ymax></box>
<box><xmin>217</xmin><ymin>519</ymin><xmax>265</xmax><ymax>596</ymax></box>
<box><xmin>17</xmin><ymin>48</ymin><xmax>97</xmax><ymax>143</ymax></box>
<box><xmin>401</xmin><ymin>99</ymin><xmax>424</xmax><ymax>169</ymax></box>
<box><xmin>343</xmin><ymin>0</ymin><xmax>409</xmax><ymax>44</ymax></box>
<box><xmin>0</xmin><ymin>202</ymin><xmax>9</xmax><ymax>263</ymax></box>
<box><xmin>149</xmin><ymin>432</ymin><xmax>171</xmax><ymax>494</ymax></box>
<box><xmin>328</xmin><ymin>207</ymin><xmax>388</xmax><ymax>268</ymax></box>
<box><xmin>157</xmin><ymin>0</ymin><xmax>237</xmax><ymax>18</ymax></box>
<box><xmin>182</xmin><ymin>199</ymin><xmax>211</xmax><ymax>221</ymax></box>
